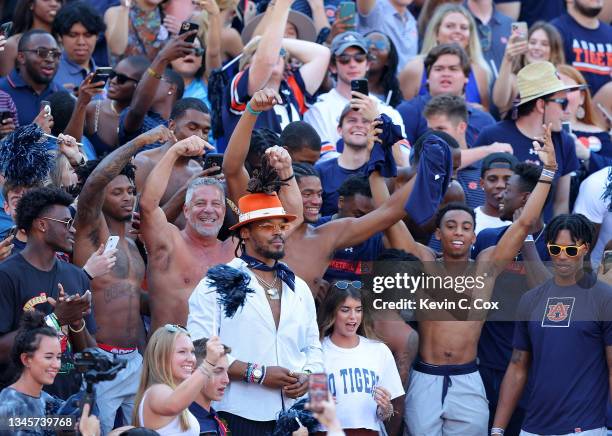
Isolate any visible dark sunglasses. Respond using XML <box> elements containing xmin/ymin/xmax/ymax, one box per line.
<box><xmin>41</xmin><ymin>216</ymin><xmax>74</xmax><ymax>230</ymax></box>
<box><xmin>21</xmin><ymin>48</ymin><xmax>61</xmax><ymax>60</ymax></box>
<box><xmin>109</xmin><ymin>71</ymin><xmax>138</xmax><ymax>85</ymax></box>
<box><xmin>334</xmin><ymin>280</ymin><xmax>362</xmax><ymax>290</ymax></box>
<box><xmin>366</xmin><ymin>38</ymin><xmax>390</xmax><ymax>52</ymax></box>
<box><xmin>547</xmin><ymin>243</ymin><xmax>585</xmax><ymax>257</ymax></box>
<box><xmin>544</xmin><ymin>97</ymin><xmax>569</xmax><ymax>111</ymax></box>
<box><xmin>478</xmin><ymin>24</ymin><xmax>492</xmax><ymax>52</ymax></box>
<box><xmin>164</xmin><ymin>324</ymin><xmax>191</xmax><ymax>336</ymax></box>
<box><xmin>336</xmin><ymin>53</ymin><xmax>368</xmax><ymax>65</ymax></box>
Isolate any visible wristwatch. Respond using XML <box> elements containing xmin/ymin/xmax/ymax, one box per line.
<box><xmin>252</xmin><ymin>367</ymin><xmax>263</xmax><ymax>382</ymax></box>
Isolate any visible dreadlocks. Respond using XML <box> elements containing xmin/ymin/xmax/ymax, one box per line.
<box><xmin>246</xmin><ymin>156</ymin><xmax>286</xmax><ymax>195</ymax></box>
<box><xmin>545</xmin><ymin>213</ymin><xmax>595</xmax><ymax>247</ymax></box>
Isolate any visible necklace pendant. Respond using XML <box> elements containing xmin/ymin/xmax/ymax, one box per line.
<box><xmin>266</xmin><ymin>288</ymin><xmax>280</xmax><ymax>300</ymax></box>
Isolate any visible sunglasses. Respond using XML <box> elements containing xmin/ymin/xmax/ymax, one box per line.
<box><xmin>336</xmin><ymin>53</ymin><xmax>368</xmax><ymax>65</ymax></box>
<box><xmin>366</xmin><ymin>38</ymin><xmax>390</xmax><ymax>52</ymax></box>
<box><xmin>41</xmin><ymin>216</ymin><xmax>74</xmax><ymax>230</ymax></box>
<box><xmin>544</xmin><ymin>97</ymin><xmax>569</xmax><ymax>111</ymax></box>
<box><xmin>334</xmin><ymin>280</ymin><xmax>362</xmax><ymax>290</ymax></box>
<box><xmin>257</xmin><ymin>222</ymin><xmax>291</xmax><ymax>232</ymax></box>
<box><xmin>478</xmin><ymin>24</ymin><xmax>492</xmax><ymax>52</ymax></box>
<box><xmin>547</xmin><ymin>243</ymin><xmax>585</xmax><ymax>257</ymax></box>
<box><xmin>21</xmin><ymin>48</ymin><xmax>61</xmax><ymax>60</ymax></box>
<box><xmin>164</xmin><ymin>324</ymin><xmax>191</xmax><ymax>336</ymax></box>
<box><xmin>109</xmin><ymin>70</ymin><xmax>138</xmax><ymax>85</ymax></box>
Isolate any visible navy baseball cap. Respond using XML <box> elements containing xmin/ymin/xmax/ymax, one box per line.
<box><xmin>331</xmin><ymin>31</ymin><xmax>368</xmax><ymax>56</ymax></box>
<box><xmin>481</xmin><ymin>152</ymin><xmax>518</xmax><ymax>177</ymax></box>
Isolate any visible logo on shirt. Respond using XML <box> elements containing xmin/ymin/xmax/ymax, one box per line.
<box><xmin>23</xmin><ymin>292</ymin><xmax>48</xmax><ymax>311</ymax></box>
<box><xmin>541</xmin><ymin>297</ymin><xmax>575</xmax><ymax>327</ymax></box>
<box><xmin>468</xmin><ymin>181</ymin><xmax>478</xmax><ymax>190</ymax></box>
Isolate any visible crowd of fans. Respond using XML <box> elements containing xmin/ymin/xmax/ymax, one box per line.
<box><xmin>0</xmin><ymin>0</ymin><xmax>610</xmax><ymax>435</ymax></box>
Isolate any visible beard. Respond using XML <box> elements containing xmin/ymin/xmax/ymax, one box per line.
<box><xmin>253</xmin><ymin>237</ymin><xmax>285</xmax><ymax>261</ymax></box>
<box><xmin>192</xmin><ymin>220</ymin><xmax>222</xmax><ymax>238</ymax></box>
<box><xmin>574</xmin><ymin>0</ymin><xmax>603</xmax><ymax>17</ymax></box>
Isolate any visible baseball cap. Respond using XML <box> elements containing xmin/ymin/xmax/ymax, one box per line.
<box><xmin>481</xmin><ymin>152</ymin><xmax>518</xmax><ymax>177</ymax></box>
<box><xmin>331</xmin><ymin>31</ymin><xmax>368</xmax><ymax>56</ymax></box>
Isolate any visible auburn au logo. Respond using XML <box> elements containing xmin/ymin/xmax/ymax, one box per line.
<box><xmin>541</xmin><ymin>297</ymin><xmax>575</xmax><ymax>328</ymax></box>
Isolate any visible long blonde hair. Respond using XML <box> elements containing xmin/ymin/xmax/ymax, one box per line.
<box><xmin>133</xmin><ymin>327</ymin><xmax>192</xmax><ymax>431</ymax></box>
<box><xmin>421</xmin><ymin>4</ymin><xmax>490</xmax><ymax>81</ymax></box>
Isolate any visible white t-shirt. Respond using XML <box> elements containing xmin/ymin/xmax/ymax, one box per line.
<box><xmin>474</xmin><ymin>206</ymin><xmax>511</xmax><ymax>235</ymax></box>
<box><xmin>573</xmin><ymin>166</ymin><xmax>611</xmax><ymax>268</ymax></box>
<box><xmin>322</xmin><ymin>335</ymin><xmax>404</xmax><ymax>431</ymax></box>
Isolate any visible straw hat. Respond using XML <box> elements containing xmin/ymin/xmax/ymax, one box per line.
<box><xmin>516</xmin><ymin>61</ymin><xmax>582</xmax><ymax>106</ymax></box>
<box><xmin>241</xmin><ymin>10</ymin><xmax>317</xmax><ymax>44</ymax></box>
<box><xmin>229</xmin><ymin>192</ymin><xmax>297</xmax><ymax>230</ymax></box>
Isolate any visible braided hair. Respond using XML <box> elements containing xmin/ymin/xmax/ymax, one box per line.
<box><xmin>292</xmin><ymin>162</ymin><xmax>319</xmax><ymax>184</ymax></box>
<box><xmin>545</xmin><ymin>213</ymin><xmax>595</xmax><ymax>247</ymax></box>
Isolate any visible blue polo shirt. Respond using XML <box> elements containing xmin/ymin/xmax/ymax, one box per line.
<box><xmin>468</xmin><ymin>4</ymin><xmax>512</xmax><ymax>78</ymax></box>
<box><xmin>513</xmin><ymin>277</ymin><xmax>612</xmax><ymax>435</ymax></box>
<box><xmin>0</xmin><ymin>69</ymin><xmax>61</xmax><ymax>126</ymax></box>
<box><xmin>54</xmin><ymin>53</ymin><xmax>97</xmax><ymax>93</ymax></box>
<box><xmin>396</xmin><ymin>94</ymin><xmax>496</xmax><ymax>147</ymax></box>
<box><xmin>188</xmin><ymin>402</ymin><xmax>227</xmax><ymax>435</ymax></box>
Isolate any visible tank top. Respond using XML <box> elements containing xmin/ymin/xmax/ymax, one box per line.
<box><xmin>138</xmin><ymin>388</ymin><xmax>200</xmax><ymax>436</ymax></box>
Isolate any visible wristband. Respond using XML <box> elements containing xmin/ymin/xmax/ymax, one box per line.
<box><xmin>280</xmin><ymin>173</ymin><xmax>295</xmax><ymax>182</ymax></box>
<box><xmin>491</xmin><ymin>428</ymin><xmax>505</xmax><ymax>436</ymax></box>
<box><xmin>246</xmin><ymin>102</ymin><xmax>262</xmax><ymax>115</ymax></box>
<box><xmin>68</xmin><ymin>319</ymin><xmax>86</xmax><ymax>333</ymax></box>
<box><xmin>538</xmin><ymin>179</ymin><xmax>552</xmax><ymax>185</ymax></box>
<box><xmin>147</xmin><ymin>68</ymin><xmax>163</xmax><ymax>80</ymax></box>
<box><xmin>45</xmin><ymin>313</ymin><xmax>60</xmax><ymax>330</ymax></box>
<box><xmin>540</xmin><ymin>168</ymin><xmax>555</xmax><ymax>179</ymax></box>
<box><xmin>83</xmin><ymin>267</ymin><xmax>93</xmax><ymax>280</ymax></box>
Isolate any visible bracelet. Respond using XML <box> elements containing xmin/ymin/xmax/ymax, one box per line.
<box><xmin>538</xmin><ymin>179</ymin><xmax>552</xmax><ymax>185</ymax></box>
<box><xmin>540</xmin><ymin>168</ymin><xmax>556</xmax><ymax>179</ymax></box>
<box><xmin>68</xmin><ymin>319</ymin><xmax>86</xmax><ymax>333</ymax></box>
<box><xmin>83</xmin><ymin>267</ymin><xmax>93</xmax><ymax>280</ymax></box>
<box><xmin>204</xmin><ymin>359</ymin><xmax>216</xmax><ymax>367</ymax></box>
<box><xmin>376</xmin><ymin>404</ymin><xmax>394</xmax><ymax>421</ymax></box>
<box><xmin>258</xmin><ymin>365</ymin><xmax>266</xmax><ymax>385</ymax></box>
<box><xmin>246</xmin><ymin>102</ymin><xmax>262</xmax><ymax>115</ymax></box>
<box><xmin>280</xmin><ymin>173</ymin><xmax>295</xmax><ymax>182</ymax></box>
<box><xmin>147</xmin><ymin>67</ymin><xmax>163</xmax><ymax>80</ymax></box>
<box><xmin>491</xmin><ymin>428</ymin><xmax>505</xmax><ymax>436</ymax></box>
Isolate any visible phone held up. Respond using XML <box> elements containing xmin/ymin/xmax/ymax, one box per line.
<box><xmin>179</xmin><ymin>21</ymin><xmax>199</xmax><ymax>44</ymax></box>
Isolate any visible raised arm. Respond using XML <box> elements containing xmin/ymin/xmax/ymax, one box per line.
<box><xmin>491</xmin><ymin>349</ymin><xmax>531</xmax><ymax>435</ymax></box>
<box><xmin>307</xmin><ymin>0</ymin><xmax>331</xmax><ymax>35</ymax></box>
<box><xmin>285</xmin><ymin>38</ymin><xmax>331</xmax><ymax>95</ymax></box>
<box><xmin>104</xmin><ymin>2</ymin><xmax>131</xmax><ymax>57</ymax></box>
<box><xmin>265</xmin><ymin>146</ymin><xmax>304</xmax><ymax>232</ymax></box>
<box><xmin>552</xmin><ymin>174</ymin><xmax>571</xmax><ymax>216</ymax></box>
<box><xmin>202</xmin><ymin>0</ymin><xmax>222</xmax><ymax>77</ymax></box>
<box><xmin>74</xmin><ymin>126</ymin><xmax>173</xmax><ymax>265</ymax></box>
<box><xmin>64</xmin><ymin>73</ymin><xmax>104</xmax><ymax>141</ymax></box>
<box><xmin>247</xmin><ymin>0</ymin><xmax>291</xmax><ymax>96</ymax></box>
<box><xmin>492</xmin><ymin>34</ymin><xmax>526</xmax><ymax>112</ymax></box>
<box><xmin>460</xmin><ymin>142</ymin><xmax>513</xmax><ymax>169</ymax></box>
<box><xmin>222</xmin><ymin>89</ymin><xmax>282</xmax><ymax>202</ymax></box>
<box><xmin>487</xmin><ymin>124</ymin><xmax>556</xmax><ymax>269</ymax></box>
<box><xmin>123</xmin><ymin>32</ymin><xmax>195</xmax><ymax>134</ymax></box>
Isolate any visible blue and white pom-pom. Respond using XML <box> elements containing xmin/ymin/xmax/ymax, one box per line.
<box><xmin>206</xmin><ymin>264</ymin><xmax>255</xmax><ymax>318</ymax></box>
<box><xmin>272</xmin><ymin>398</ymin><xmax>318</xmax><ymax>436</ymax></box>
<box><xmin>0</xmin><ymin>124</ymin><xmax>53</xmax><ymax>186</ymax></box>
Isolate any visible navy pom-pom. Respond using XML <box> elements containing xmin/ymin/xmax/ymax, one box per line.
<box><xmin>272</xmin><ymin>398</ymin><xmax>318</xmax><ymax>436</ymax></box>
<box><xmin>206</xmin><ymin>264</ymin><xmax>255</xmax><ymax>318</ymax></box>
<box><xmin>0</xmin><ymin>124</ymin><xmax>53</xmax><ymax>186</ymax></box>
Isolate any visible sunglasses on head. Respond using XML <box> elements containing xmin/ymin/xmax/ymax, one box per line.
<box><xmin>164</xmin><ymin>324</ymin><xmax>190</xmax><ymax>336</ymax></box>
<box><xmin>366</xmin><ymin>38</ymin><xmax>390</xmax><ymax>52</ymax></box>
<box><xmin>336</xmin><ymin>53</ymin><xmax>368</xmax><ymax>65</ymax></box>
<box><xmin>547</xmin><ymin>243</ymin><xmax>585</xmax><ymax>257</ymax></box>
<box><xmin>109</xmin><ymin>70</ymin><xmax>138</xmax><ymax>85</ymax></box>
<box><xmin>544</xmin><ymin>97</ymin><xmax>569</xmax><ymax>111</ymax></box>
<box><xmin>334</xmin><ymin>280</ymin><xmax>362</xmax><ymax>290</ymax></box>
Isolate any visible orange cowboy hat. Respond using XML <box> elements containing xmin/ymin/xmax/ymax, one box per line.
<box><xmin>229</xmin><ymin>192</ymin><xmax>297</xmax><ymax>230</ymax></box>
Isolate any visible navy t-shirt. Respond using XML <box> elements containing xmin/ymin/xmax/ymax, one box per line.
<box><xmin>493</xmin><ymin>0</ymin><xmax>565</xmax><ymax>27</ymax></box>
<box><xmin>513</xmin><ymin>277</ymin><xmax>612</xmax><ymax>434</ymax></box>
<box><xmin>474</xmin><ymin>120</ymin><xmax>579</xmax><ymax>221</ymax></box>
<box><xmin>396</xmin><ymin>94</ymin><xmax>495</xmax><ymax>146</ymax></box>
<box><xmin>473</xmin><ymin>224</ymin><xmax>549</xmax><ymax>372</ymax></box>
<box><xmin>457</xmin><ymin>164</ymin><xmax>486</xmax><ymax>210</ymax></box>
<box><xmin>551</xmin><ymin>14</ymin><xmax>612</xmax><ymax>96</ymax></box>
<box><xmin>315</xmin><ymin>158</ymin><xmax>366</xmax><ymax>217</ymax></box>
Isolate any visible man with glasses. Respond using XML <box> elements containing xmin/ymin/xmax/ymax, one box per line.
<box><xmin>475</xmin><ymin>61</ymin><xmax>580</xmax><ymax>220</ymax></box>
<box><xmin>492</xmin><ymin>213</ymin><xmax>612</xmax><ymax>436</ymax></box>
<box><xmin>0</xmin><ymin>187</ymin><xmax>97</xmax><ymax>399</ymax></box>
<box><xmin>303</xmin><ymin>31</ymin><xmax>404</xmax><ymax>157</ymax></box>
<box><xmin>0</xmin><ymin>29</ymin><xmax>61</xmax><ymax>126</ymax></box>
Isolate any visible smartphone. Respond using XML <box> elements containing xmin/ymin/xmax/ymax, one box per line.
<box><xmin>0</xmin><ymin>111</ymin><xmax>11</xmax><ymax>123</ymax></box>
<box><xmin>179</xmin><ymin>21</ymin><xmax>199</xmax><ymax>44</ymax></box>
<box><xmin>338</xmin><ymin>1</ymin><xmax>356</xmax><ymax>30</ymax></box>
<box><xmin>40</xmin><ymin>100</ymin><xmax>51</xmax><ymax>116</ymax></box>
<box><xmin>308</xmin><ymin>373</ymin><xmax>328</xmax><ymax>412</ymax></box>
<box><xmin>104</xmin><ymin>236</ymin><xmax>120</xmax><ymax>254</ymax></box>
<box><xmin>603</xmin><ymin>250</ymin><xmax>612</xmax><ymax>274</ymax></box>
<box><xmin>351</xmin><ymin>79</ymin><xmax>369</xmax><ymax>96</ymax></box>
<box><xmin>92</xmin><ymin>67</ymin><xmax>113</xmax><ymax>87</ymax></box>
<box><xmin>203</xmin><ymin>153</ymin><xmax>223</xmax><ymax>176</ymax></box>
<box><xmin>0</xmin><ymin>22</ymin><xmax>12</xmax><ymax>38</ymax></box>
<box><xmin>7</xmin><ymin>226</ymin><xmax>18</xmax><ymax>238</ymax></box>
<box><xmin>511</xmin><ymin>22</ymin><xmax>528</xmax><ymax>41</ymax></box>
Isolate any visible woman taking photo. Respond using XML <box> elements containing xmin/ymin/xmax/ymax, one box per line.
<box><xmin>492</xmin><ymin>21</ymin><xmax>565</xmax><ymax>114</ymax></box>
<box><xmin>399</xmin><ymin>3</ymin><xmax>490</xmax><ymax>110</ymax></box>
<box><xmin>133</xmin><ymin>325</ymin><xmax>225</xmax><ymax>435</ymax></box>
<box><xmin>317</xmin><ymin>281</ymin><xmax>404</xmax><ymax>436</ymax></box>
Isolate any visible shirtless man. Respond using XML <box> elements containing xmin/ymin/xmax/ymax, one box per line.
<box><xmin>374</xmin><ymin>125</ymin><xmax>557</xmax><ymax>435</ymax></box>
<box><xmin>73</xmin><ymin>125</ymin><xmax>173</xmax><ymax>434</ymax></box>
<box><xmin>133</xmin><ymin>98</ymin><xmax>211</xmax><ymax>228</ymax></box>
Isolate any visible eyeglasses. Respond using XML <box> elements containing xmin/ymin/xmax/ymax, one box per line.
<box><xmin>256</xmin><ymin>222</ymin><xmax>291</xmax><ymax>232</ymax></box>
<box><xmin>41</xmin><ymin>216</ymin><xmax>74</xmax><ymax>230</ymax></box>
<box><xmin>21</xmin><ymin>48</ymin><xmax>62</xmax><ymax>60</ymax></box>
<box><xmin>336</xmin><ymin>53</ymin><xmax>368</xmax><ymax>65</ymax></box>
<box><xmin>334</xmin><ymin>280</ymin><xmax>362</xmax><ymax>290</ymax></box>
<box><xmin>544</xmin><ymin>97</ymin><xmax>569</xmax><ymax>111</ymax></box>
<box><xmin>366</xmin><ymin>38</ymin><xmax>390</xmax><ymax>52</ymax></box>
<box><xmin>547</xmin><ymin>243</ymin><xmax>586</xmax><ymax>257</ymax></box>
<box><xmin>164</xmin><ymin>324</ymin><xmax>190</xmax><ymax>336</ymax></box>
<box><xmin>109</xmin><ymin>71</ymin><xmax>138</xmax><ymax>85</ymax></box>
<box><xmin>194</xmin><ymin>47</ymin><xmax>205</xmax><ymax>57</ymax></box>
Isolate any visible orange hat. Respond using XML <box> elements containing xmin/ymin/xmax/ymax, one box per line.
<box><xmin>229</xmin><ymin>192</ymin><xmax>297</xmax><ymax>230</ymax></box>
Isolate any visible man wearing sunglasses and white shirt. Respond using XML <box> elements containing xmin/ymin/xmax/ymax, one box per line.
<box><xmin>492</xmin><ymin>213</ymin><xmax>612</xmax><ymax>436</ymax></box>
<box><xmin>474</xmin><ymin>61</ymin><xmax>580</xmax><ymax>221</ymax></box>
<box><xmin>303</xmin><ymin>31</ymin><xmax>405</xmax><ymax>158</ymax></box>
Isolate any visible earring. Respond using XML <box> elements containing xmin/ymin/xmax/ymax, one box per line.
<box><xmin>168</xmin><ymin>91</ymin><xmax>173</xmax><ymax>96</ymax></box>
<box><xmin>576</xmin><ymin>105</ymin><xmax>585</xmax><ymax>120</ymax></box>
